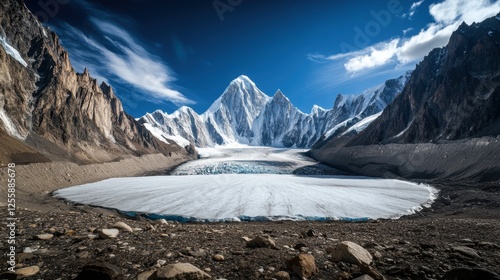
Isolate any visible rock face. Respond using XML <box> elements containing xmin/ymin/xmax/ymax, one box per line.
<box><xmin>311</xmin><ymin>15</ymin><xmax>500</xmax><ymax>183</ymax></box>
<box><xmin>0</xmin><ymin>0</ymin><xmax>188</xmax><ymax>166</ymax></box>
<box><xmin>140</xmin><ymin>73</ymin><xmax>410</xmax><ymax>148</ymax></box>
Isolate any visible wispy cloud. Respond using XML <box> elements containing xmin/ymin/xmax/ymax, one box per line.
<box><xmin>52</xmin><ymin>1</ymin><xmax>193</xmax><ymax>105</ymax></box>
<box><xmin>402</xmin><ymin>27</ymin><xmax>413</xmax><ymax>36</ymax></box>
<box><xmin>402</xmin><ymin>0</ymin><xmax>425</xmax><ymax>19</ymax></box>
<box><xmin>309</xmin><ymin>0</ymin><xmax>500</xmax><ymax>74</ymax></box>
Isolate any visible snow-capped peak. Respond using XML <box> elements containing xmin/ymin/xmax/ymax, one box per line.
<box><xmin>311</xmin><ymin>105</ymin><xmax>326</xmax><ymax>115</ymax></box>
<box><xmin>272</xmin><ymin>89</ymin><xmax>288</xmax><ymax>100</ymax></box>
<box><xmin>141</xmin><ymin>72</ymin><xmax>410</xmax><ymax>148</ymax></box>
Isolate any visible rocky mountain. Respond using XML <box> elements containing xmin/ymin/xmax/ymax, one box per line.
<box><xmin>0</xmin><ymin>0</ymin><xmax>190</xmax><ymax>166</ymax></box>
<box><xmin>140</xmin><ymin>73</ymin><xmax>410</xmax><ymax>148</ymax></box>
<box><xmin>311</xmin><ymin>15</ymin><xmax>500</xmax><ymax>183</ymax></box>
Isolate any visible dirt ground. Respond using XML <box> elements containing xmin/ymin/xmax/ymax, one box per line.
<box><xmin>0</xmin><ymin>158</ymin><xmax>499</xmax><ymax>280</ymax></box>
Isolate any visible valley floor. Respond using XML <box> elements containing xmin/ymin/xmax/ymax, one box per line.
<box><xmin>0</xmin><ymin>149</ymin><xmax>499</xmax><ymax>279</ymax></box>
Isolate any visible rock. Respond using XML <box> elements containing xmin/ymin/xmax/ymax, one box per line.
<box><xmin>149</xmin><ymin>263</ymin><xmax>211</xmax><ymax>280</ymax></box>
<box><xmin>0</xmin><ymin>272</ymin><xmax>16</xmax><ymax>280</ymax></box>
<box><xmin>330</xmin><ymin>241</ymin><xmax>373</xmax><ymax>265</ymax></box>
<box><xmin>241</xmin><ymin>236</ymin><xmax>252</xmax><ymax>242</ymax></box>
<box><xmin>452</xmin><ymin>246</ymin><xmax>480</xmax><ymax>258</ymax></box>
<box><xmin>76</xmin><ymin>251</ymin><xmax>90</xmax><ymax>259</ymax></box>
<box><xmin>212</xmin><ymin>254</ymin><xmax>225</xmax><ymax>262</ymax></box>
<box><xmin>246</xmin><ymin>236</ymin><xmax>277</xmax><ymax>249</ymax></box>
<box><xmin>99</xmin><ymin>228</ymin><xmax>120</xmax><ymax>239</ymax></box>
<box><xmin>294</xmin><ymin>243</ymin><xmax>307</xmax><ymax>250</ymax></box>
<box><xmin>358</xmin><ymin>263</ymin><xmax>386</xmax><ymax>280</ymax></box>
<box><xmin>443</xmin><ymin>267</ymin><xmax>500</xmax><ymax>280</ymax></box>
<box><xmin>34</xmin><ymin>233</ymin><xmax>54</xmax><ymax>240</ymax></box>
<box><xmin>15</xmin><ymin>266</ymin><xmax>40</xmax><ymax>278</ymax></box>
<box><xmin>112</xmin><ymin>222</ymin><xmax>133</xmax><ymax>233</ymax></box>
<box><xmin>16</xmin><ymin>253</ymin><xmax>35</xmax><ymax>263</ymax></box>
<box><xmin>477</xmin><ymin>242</ymin><xmax>499</xmax><ymax>248</ymax></box>
<box><xmin>75</xmin><ymin>262</ymin><xmax>123</xmax><ymax>280</ymax></box>
<box><xmin>306</xmin><ymin>229</ymin><xmax>316</xmax><ymax>237</ymax></box>
<box><xmin>274</xmin><ymin>271</ymin><xmax>291</xmax><ymax>280</ymax></box>
<box><xmin>188</xmin><ymin>249</ymin><xmax>207</xmax><ymax>258</ymax></box>
<box><xmin>286</xmin><ymin>253</ymin><xmax>318</xmax><ymax>279</ymax></box>
<box><xmin>23</xmin><ymin>247</ymin><xmax>35</xmax><ymax>253</ymax></box>
<box><xmin>156</xmin><ymin>219</ymin><xmax>169</xmax><ymax>225</ymax></box>
<box><xmin>373</xmin><ymin>251</ymin><xmax>383</xmax><ymax>260</ymax></box>
<box><xmin>353</xmin><ymin>275</ymin><xmax>375</xmax><ymax>280</ymax></box>
<box><xmin>137</xmin><ymin>270</ymin><xmax>156</xmax><ymax>280</ymax></box>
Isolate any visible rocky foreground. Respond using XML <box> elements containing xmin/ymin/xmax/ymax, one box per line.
<box><xmin>0</xmin><ymin>183</ymin><xmax>499</xmax><ymax>280</ymax></box>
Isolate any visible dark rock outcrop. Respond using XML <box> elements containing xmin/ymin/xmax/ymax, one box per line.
<box><xmin>311</xmin><ymin>15</ymin><xmax>500</xmax><ymax>183</ymax></box>
<box><xmin>0</xmin><ymin>0</ymin><xmax>188</xmax><ymax>166</ymax></box>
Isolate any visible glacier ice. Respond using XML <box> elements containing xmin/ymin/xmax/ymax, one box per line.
<box><xmin>54</xmin><ymin>174</ymin><xmax>437</xmax><ymax>222</ymax></box>
<box><xmin>54</xmin><ymin>147</ymin><xmax>437</xmax><ymax>222</ymax></box>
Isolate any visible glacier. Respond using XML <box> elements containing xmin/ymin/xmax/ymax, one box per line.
<box><xmin>54</xmin><ymin>147</ymin><xmax>437</xmax><ymax>222</ymax></box>
<box><xmin>139</xmin><ymin>72</ymin><xmax>412</xmax><ymax>148</ymax></box>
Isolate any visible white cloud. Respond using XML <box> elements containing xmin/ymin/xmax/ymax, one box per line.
<box><xmin>51</xmin><ymin>4</ymin><xmax>193</xmax><ymax>105</ymax></box>
<box><xmin>344</xmin><ymin>39</ymin><xmax>400</xmax><ymax>73</ymax></box>
<box><xmin>310</xmin><ymin>0</ymin><xmax>500</xmax><ymax>73</ymax></box>
<box><xmin>409</xmin><ymin>0</ymin><xmax>424</xmax><ymax>18</ymax></box>
<box><xmin>402</xmin><ymin>27</ymin><xmax>413</xmax><ymax>36</ymax></box>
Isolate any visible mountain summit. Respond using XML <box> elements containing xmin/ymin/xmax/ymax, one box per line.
<box><xmin>140</xmin><ymin>73</ymin><xmax>410</xmax><ymax>148</ymax></box>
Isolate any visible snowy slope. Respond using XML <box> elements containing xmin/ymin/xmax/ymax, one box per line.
<box><xmin>140</xmin><ymin>72</ymin><xmax>411</xmax><ymax>148</ymax></box>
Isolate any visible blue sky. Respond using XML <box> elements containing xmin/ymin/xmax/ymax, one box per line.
<box><xmin>26</xmin><ymin>0</ymin><xmax>500</xmax><ymax>117</ymax></box>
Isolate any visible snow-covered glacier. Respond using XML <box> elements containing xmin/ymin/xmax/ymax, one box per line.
<box><xmin>54</xmin><ymin>147</ymin><xmax>437</xmax><ymax>222</ymax></box>
<box><xmin>139</xmin><ymin>72</ymin><xmax>412</xmax><ymax>148</ymax></box>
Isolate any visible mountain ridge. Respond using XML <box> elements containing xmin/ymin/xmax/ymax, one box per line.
<box><xmin>140</xmin><ymin>72</ymin><xmax>411</xmax><ymax>148</ymax></box>
<box><xmin>0</xmin><ymin>0</ymin><xmax>192</xmax><ymax>166</ymax></box>
<box><xmin>311</xmin><ymin>15</ymin><xmax>500</xmax><ymax>183</ymax></box>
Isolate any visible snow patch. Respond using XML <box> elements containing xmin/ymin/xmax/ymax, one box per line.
<box><xmin>0</xmin><ymin>108</ymin><xmax>26</xmax><ymax>140</ymax></box>
<box><xmin>0</xmin><ymin>34</ymin><xmax>28</xmax><ymax>67</ymax></box>
<box><xmin>342</xmin><ymin>112</ymin><xmax>382</xmax><ymax>135</ymax></box>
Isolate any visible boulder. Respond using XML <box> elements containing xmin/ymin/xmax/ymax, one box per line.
<box><xmin>149</xmin><ymin>263</ymin><xmax>211</xmax><ymax>280</ymax></box>
<box><xmin>75</xmin><ymin>263</ymin><xmax>123</xmax><ymax>280</ymax></box>
<box><xmin>330</xmin><ymin>241</ymin><xmax>373</xmax><ymax>265</ymax></box>
<box><xmin>15</xmin><ymin>266</ymin><xmax>40</xmax><ymax>278</ymax></box>
<box><xmin>287</xmin><ymin>253</ymin><xmax>318</xmax><ymax>279</ymax></box>
<box><xmin>246</xmin><ymin>236</ymin><xmax>277</xmax><ymax>249</ymax></box>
